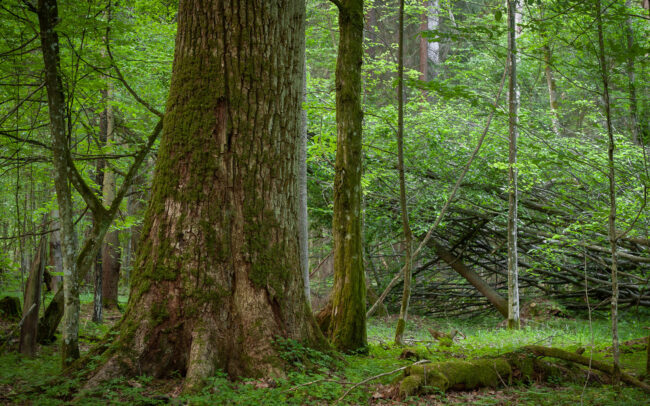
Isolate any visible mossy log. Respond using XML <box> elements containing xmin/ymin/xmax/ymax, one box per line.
<box><xmin>396</xmin><ymin>345</ymin><xmax>650</xmax><ymax>397</ymax></box>
<box><xmin>399</xmin><ymin>359</ymin><xmax>512</xmax><ymax>397</ymax></box>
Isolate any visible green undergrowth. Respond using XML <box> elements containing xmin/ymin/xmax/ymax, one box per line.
<box><xmin>1</xmin><ymin>314</ymin><xmax>648</xmax><ymax>404</ymax></box>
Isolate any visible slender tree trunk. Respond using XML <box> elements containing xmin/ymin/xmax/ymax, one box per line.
<box><xmin>88</xmin><ymin>0</ymin><xmax>325</xmax><ymax>391</ymax></box>
<box><xmin>37</xmin><ymin>0</ymin><xmax>80</xmax><ymax>365</ymax></box>
<box><xmin>394</xmin><ymin>0</ymin><xmax>413</xmax><ymax>346</ymax></box>
<box><xmin>506</xmin><ymin>0</ymin><xmax>520</xmax><ymax>330</ymax></box>
<box><xmin>328</xmin><ymin>0</ymin><xmax>367</xmax><ymax>352</ymax></box>
<box><xmin>543</xmin><ymin>45</ymin><xmax>561</xmax><ymax>136</ymax></box>
<box><xmin>15</xmin><ymin>164</ymin><xmax>26</xmax><ymax>295</ymax></box>
<box><xmin>92</xmin><ymin>88</ymin><xmax>108</xmax><ymax>323</ymax></box>
<box><xmin>419</xmin><ymin>7</ymin><xmax>427</xmax><ymax>82</ymax></box>
<box><xmin>625</xmin><ymin>0</ymin><xmax>639</xmax><ymax>144</ymax></box>
<box><xmin>595</xmin><ymin>0</ymin><xmax>620</xmax><ymax>388</ymax></box>
<box><xmin>101</xmin><ymin>88</ymin><xmax>120</xmax><ymax>309</ymax></box>
<box><xmin>299</xmin><ymin>57</ymin><xmax>310</xmax><ymax>305</ymax></box>
<box><xmin>49</xmin><ymin>211</ymin><xmax>63</xmax><ymax>293</ymax></box>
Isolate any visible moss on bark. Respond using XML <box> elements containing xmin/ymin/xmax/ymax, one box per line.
<box><xmin>328</xmin><ymin>0</ymin><xmax>367</xmax><ymax>354</ymax></box>
<box><xmin>85</xmin><ymin>0</ymin><xmax>327</xmax><ymax>392</ymax></box>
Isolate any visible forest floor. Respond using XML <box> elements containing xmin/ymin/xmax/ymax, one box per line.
<box><xmin>0</xmin><ymin>292</ymin><xmax>648</xmax><ymax>405</ymax></box>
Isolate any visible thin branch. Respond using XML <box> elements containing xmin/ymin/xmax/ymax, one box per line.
<box><xmin>334</xmin><ymin>360</ymin><xmax>431</xmax><ymax>404</ymax></box>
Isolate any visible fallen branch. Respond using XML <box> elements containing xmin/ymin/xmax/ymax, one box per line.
<box><xmin>335</xmin><ymin>359</ymin><xmax>431</xmax><ymax>404</ymax></box>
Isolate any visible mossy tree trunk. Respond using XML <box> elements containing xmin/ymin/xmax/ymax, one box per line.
<box><xmin>88</xmin><ymin>0</ymin><xmax>325</xmax><ymax>390</ymax></box>
<box><xmin>328</xmin><ymin>0</ymin><xmax>367</xmax><ymax>353</ymax></box>
<box><xmin>37</xmin><ymin>0</ymin><xmax>80</xmax><ymax>366</ymax></box>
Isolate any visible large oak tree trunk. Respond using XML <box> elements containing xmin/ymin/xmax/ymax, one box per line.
<box><xmin>89</xmin><ymin>0</ymin><xmax>325</xmax><ymax>390</ymax></box>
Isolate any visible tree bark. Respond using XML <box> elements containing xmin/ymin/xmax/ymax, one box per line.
<box><xmin>101</xmin><ymin>88</ymin><xmax>120</xmax><ymax>310</ymax></box>
<box><xmin>92</xmin><ymin>90</ymin><xmax>108</xmax><ymax>323</ymax></box>
<box><xmin>506</xmin><ymin>0</ymin><xmax>520</xmax><ymax>330</ymax></box>
<box><xmin>87</xmin><ymin>0</ymin><xmax>325</xmax><ymax>391</ymax></box>
<box><xmin>299</xmin><ymin>58</ymin><xmax>310</xmax><ymax>305</ymax></box>
<box><xmin>328</xmin><ymin>0</ymin><xmax>367</xmax><ymax>352</ymax></box>
<box><xmin>395</xmin><ymin>0</ymin><xmax>413</xmax><ymax>346</ymax></box>
<box><xmin>37</xmin><ymin>0</ymin><xmax>80</xmax><ymax>365</ymax></box>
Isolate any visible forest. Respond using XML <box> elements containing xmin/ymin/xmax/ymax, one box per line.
<box><xmin>0</xmin><ymin>0</ymin><xmax>649</xmax><ymax>404</ymax></box>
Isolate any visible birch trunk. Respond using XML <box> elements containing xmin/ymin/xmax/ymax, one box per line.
<box><xmin>506</xmin><ymin>0</ymin><xmax>521</xmax><ymax>329</ymax></box>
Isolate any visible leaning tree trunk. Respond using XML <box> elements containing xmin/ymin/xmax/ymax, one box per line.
<box><xmin>328</xmin><ymin>0</ymin><xmax>367</xmax><ymax>353</ymax></box>
<box><xmin>37</xmin><ymin>0</ymin><xmax>80</xmax><ymax>365</ymax></box>
<box><xmin>88</xmin><ymin>0</ymin><xmax>325</xmax><ymax>391</ymax></box>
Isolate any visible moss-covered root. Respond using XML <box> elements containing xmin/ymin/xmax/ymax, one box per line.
<box><xmin>398</xmin><ymin>359</ymin><xmax>512</xmax><ymax>397</ymax></box>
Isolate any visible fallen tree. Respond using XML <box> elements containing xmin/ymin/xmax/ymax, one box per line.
<box><xmin>394</xmin><ymin>345</ymin><xmax>650</xmax><ymax>397</ymax></box>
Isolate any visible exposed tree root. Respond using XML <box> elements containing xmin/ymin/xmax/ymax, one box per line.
<box><xmin>394</xmin><ymin>345</ymin><xmax>650</xmax><ymax>397</ymax></box>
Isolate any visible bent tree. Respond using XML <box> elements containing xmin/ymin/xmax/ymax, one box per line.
<box><xmin>89</xmin><ymin>0</ymin><xmax>325</xmax><ymax>390</ymax></box>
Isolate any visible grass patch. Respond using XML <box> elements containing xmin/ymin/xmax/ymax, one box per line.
<box><xmin>0</xmin><ymin>312</ymin><xmax>647</xmax><ymax>404</ymax></box>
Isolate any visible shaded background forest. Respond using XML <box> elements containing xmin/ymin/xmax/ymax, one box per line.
<box><xmin>0</xmin><ymin>0</ymin><xmax>649</xmax><ymax>321</ymax></box>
